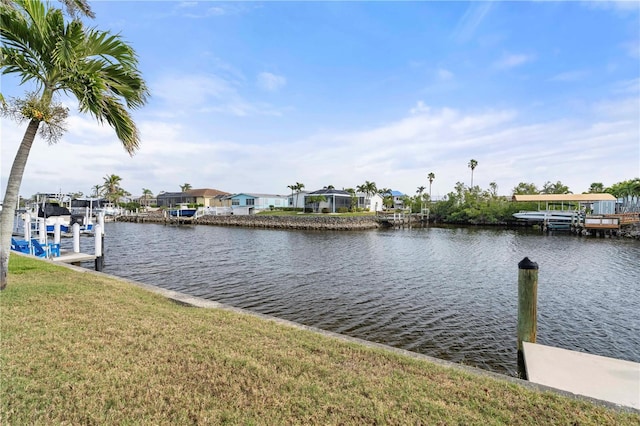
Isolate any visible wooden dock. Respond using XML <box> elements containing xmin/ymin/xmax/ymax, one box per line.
<box><xmin>583</xmin><ymin>213</ymin><xmax>640</xmax><ymax>230</ymax></box>
<box><xmin>51</xmin><ymin>249</ymin><xmax>97</xmax><ymax>264</ymax></box>
<box><xmin>523</xmin><ymin>342</ymin><xmax>640</xmax><ymax>410</ymax></box>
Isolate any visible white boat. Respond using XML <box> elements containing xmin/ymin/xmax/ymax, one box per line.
<box><xmin>513</xmin><ymin>210</ymin><xmax>581</xmax><ymax>222</ymax></box>
<box><xmin>36</xmin><ymin>202</ymin><xmax>93</xmax><ymax>233</ymax></box>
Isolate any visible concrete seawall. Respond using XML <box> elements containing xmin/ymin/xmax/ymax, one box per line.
<box><xmin>196</xmin><ymin>215</ymin><xmax>380</xmax><ymax>230</ymax></box>
<box><xmin>117</xmin><ymin>213</ymin><xmax>381</xmax><ymax>230</ymax></box>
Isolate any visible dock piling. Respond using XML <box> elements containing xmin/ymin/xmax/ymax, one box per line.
<box><xmin>54</xmin><ymin>218</ymin><xmax>61</xmax><ymax>244</ymax></box>
<box><xmin>38</xmin><ymin>219</ymin><xmax>46</xmax><ymax>244</ymax></box>
<box><xmin>517</xmin><ymin>257</ymin><xmax>538</xmax><ymax>379</ymax></box>
<box><xmin>94</xmin><ymin>224</ymin><xmax>104</xmax><ymax>271</ymax></box>
<box><xmin>24</xmin><ymin>213</ymin><xmax>31</xmax><ymax>241</ymax></box>
<box><xmin>72</xmin><ymin>223</ymin><xmax>80</xmax><ymax>253</ymax></box>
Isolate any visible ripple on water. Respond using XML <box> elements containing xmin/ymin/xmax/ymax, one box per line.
<box><xmin>93</xmin><ymin>223</ymin><xmax>640</xmax><ymax>376</ymax></box>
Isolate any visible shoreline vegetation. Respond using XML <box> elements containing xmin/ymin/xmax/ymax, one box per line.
<box><xmin>1</xmin><ymin>256</ymin><xmax>639</xmax><ymax>424</ymax></box>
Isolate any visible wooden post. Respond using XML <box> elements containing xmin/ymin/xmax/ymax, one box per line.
<box><xmin>517</xmin><ymin>257</ymin><xmax>538</xmax><ymax>379</ymax></box>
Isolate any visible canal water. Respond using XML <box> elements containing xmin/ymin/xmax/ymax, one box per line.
<box><xmin>72</xmin><ymin>222</ymin><xmax>640</xmax><ymax>376</ymax></box>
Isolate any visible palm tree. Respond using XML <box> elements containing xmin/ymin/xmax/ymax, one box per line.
<box><xmin>344</xmin><ymin>187</ymin><xmax>357</xmax><ymax>212</ymax></box>
<box><xmin>294</xmin><ymin>182</ymin><xmax>305</xmax><ymax>210</ymax></box>
<box><xmin>588</xmin><ymin>182</ymin><xmax>604</xmax><ymax>193</ymax></box>
<box><xmin>416</xmin><ymin>185</ymin><xmax>425</xmax><ymax>212</ymax></box>
<box><xmin>489</xmin><ymin>181</ymin><xmax>498</xmax><ymax>198</ymax></box>
<box><xmin>306</xmin><ymin>195</ymin><xmax>326</xmax><ymax>213</ymax></box>
<box><xmin>379</xmin><ymin>187</ymin><xmax>393</xmax><ymax>209</ymax></box>
<box><xmin>468</xmin><ymin>159</ymin><xmax>478</xmax><ymax>187</ymax></box>
<box><xmin>102</xmin><ymin>174</ymin><xmax>124</xmax><ymax>204</ymax></box>
<box><xmin>356</xmin><ymin>180</ymin><xmax>378</xmax><ymax>208</ymax></box>
<box><xmin>180</xmin><ymin>183</ymin><xmax>192</xmax><ymax>192</ymax></box>
<box><xmin>606</xmin><ymin>178</ymin><xmax>640</xmax><ymax>209</ymax></box>
<box><xmin>287</xmin><ymin>184</ymin><xmax>295</xmax><ymax>208</ymax></box>
<box><xmin>0</xmin><ymin>0</ymin><xmax>148</xmax><ymax>289</ymax></box>
<box><xmin>141</xmin><ymin>188</ymin><xmax>153</xmax><ymax>207</ymax></box>
<box><xmin>59</xmin><ymin>0</ymin><xmax>94</xmax><ymax>18</ymax></box>
<box><xmin>91</xmin><ymin>184</ymin><xmax>102</xmax><ymax>198</ymax></box>
<box><xmin>428</xmin><ymin>172</ymin><xmax>435</xmax><ymax>200</ymax></box>
<box><xmin>0</xmin><ymin>0</ymin><xmax>94</xmax><ymax>18</ymax></box>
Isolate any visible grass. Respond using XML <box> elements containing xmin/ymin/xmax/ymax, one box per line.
<box><xmin>1</xmin><ymin>256</ymin><xmax>638</xmax><ymax>425</ymax></box>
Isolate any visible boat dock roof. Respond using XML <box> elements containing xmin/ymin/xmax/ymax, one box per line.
<box><xmin>512</xmin><ymin>194</ymin><xmax>617</xmax><ymax>202</ymax></box>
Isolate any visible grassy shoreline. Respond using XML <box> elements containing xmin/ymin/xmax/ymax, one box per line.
<box><xmin>1</xmin><ymin>256</ymin><xmax>638</xmax><ymax>424</ymax></box>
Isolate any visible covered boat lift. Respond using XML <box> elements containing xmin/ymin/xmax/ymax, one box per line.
<box><xmin>512</xmin><ymin>193</ymin><xmax>617</xmax><ymax>214</ymax></box>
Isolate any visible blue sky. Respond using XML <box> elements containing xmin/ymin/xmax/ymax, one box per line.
<box><xmin>1</xmin><ymin>1</ymin><xmax>639</xmax><ymax>199</ymax></box>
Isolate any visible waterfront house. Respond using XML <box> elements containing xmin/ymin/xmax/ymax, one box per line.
<box><xmin>391</xmin><ymin>190</ymin><xmax>406</xmax><ymax>209</ymax></box>
<box><xmin>156</xmin><ymin>188</ymin><xmax>229</xmax><ymax>208</ymax></box>
<box><xmin>228</xmin><ymin>193</ymin><xmax>290</xmax><ymax>215</ymax></box>
<box><xmin>356</xmin><ymin>192</ymin><xmax>384</xmax><ymax>212</ymax></box>
<box><xmin>305</xmin><ymin>188</ymin><xmax>353</xmax><ymax>213</ymax></box>
<box><xmin>288</xmin><ymin>191</ymin><xmax>310</xmax><ymax>209</ymax></box>
<box><xmin>133</xmin><ymin>195</ymin><xmax>157</xmax><ymax>208</ymax></box>
<box><xmin>188</xmin><ymin>189</ymin><xmax>231</xmax><ymax>207</ymax></box>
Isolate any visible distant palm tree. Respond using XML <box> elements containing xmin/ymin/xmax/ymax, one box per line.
<box><xmin>468</xmin><ymin>159</ymin><xmax>478</xmax><ymax>187</ymax></box>
<box><xmin>141</xmin><ymin>188</ymin><xmax>153</xmax><ymax>206</ymax></box>
<box><xmin>428</xmin><ymin>172</ymin><xmax>435</xmax><ymax>200</ymax></box>
<box><xmin>306</xmin><ymin>195</ymin><xmax>326</xmax><ymax>213</ymax></box>
<box><xmin>357</xmin><ymin>181</ymin><xmax>377</xmax><ymax>198</ymax></box>
<box><xmin>91</xmin><ymin>184</ymin><xmax>102</xmax><ymax>198</ymax></box>
<box><xmin>489</xmin><ymin>182</ymin><xmax>498</xmax><ymax>198</ymax></box>
<box><xmin>180</xmin><ymin>183</ymin><xmax>192</xmax><ymax>192</ymax></box>
<box><xmin>294</xmin><ymin>182</ymin><xmax>305</xmax><ymax>210</ymax></box>
<box><xmin>287</xmin><ymin>184</ymin><xmax>295</xmax><ymax>207</ymax></box>
<box><xmin>102</xmin><ymin>174</ymin><xmax>124</xmax><ymax>204</ymax></box>
<box><xmin>588</xmin><ymin>182</ymin><xmax>604</xmax><ymax>193</ymax></box>
<box><xmin>379</xmin><ymin>188</ymin><xmax>393</xmax><ymax>209</ymax></box>
<box><xmin>344</xmin><ymin>187</ymin><xmax>357</xmax><ymax>211</ymax></box>
<box><xmin>416</xmin><ymin>186</ymin><xmax>425</xmax><ymax>212</ymax></box>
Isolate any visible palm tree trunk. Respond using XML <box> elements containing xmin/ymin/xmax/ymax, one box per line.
<box><xmin>1</xmin><ymin>119</ymin><xmax>41</xmax><ymax>290</ymax></box>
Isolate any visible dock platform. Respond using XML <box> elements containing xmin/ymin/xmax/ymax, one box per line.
<box><xmin>51</xmin><ymin>250</ymin><xmax>97</xmax><ymax>264</ymax></box>
<box><xmin>523</xmin><ymin>342</ymin><xmax>640</xmax><ymax>409</ymax></box>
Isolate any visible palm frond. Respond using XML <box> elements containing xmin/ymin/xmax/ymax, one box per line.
<box><xmin>1</xmin><ymin>0</ymin><xmax>148</xmax><ymax>154</ymax></box>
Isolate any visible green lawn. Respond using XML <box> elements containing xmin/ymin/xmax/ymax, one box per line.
<box><xmin>1</xmin><ymin>256</ymin><xmax>637</xmax><ymax>425</ymax></box>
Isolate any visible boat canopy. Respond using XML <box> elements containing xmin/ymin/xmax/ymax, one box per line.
<box><xmin>512</xmin><ymin>194</ymin><xmax>616</xmax><ymax>202</ymax></box>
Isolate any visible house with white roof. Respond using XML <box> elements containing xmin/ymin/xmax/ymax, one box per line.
<box><xmin>228</xmin><ymin>193</ymin><xmax>289</xmax><ymax>215</ymax></box>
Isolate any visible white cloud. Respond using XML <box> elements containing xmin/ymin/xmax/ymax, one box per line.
<box><xmin>583</xmin><ymin>0</ymin><xmax>640</xmax><ymax>13</ymax></box>
<box><xmin>622</xmin><ymin>39</ymin><xmax>640</xmax><ymax>59</ymax></box>
<box><xmin>2</xmin><ymin>91</ymin><xmax>637</xmax><ymax>200</ymax></box>
<box><xmin>493</xmin><ymin>53</ymin><xmax>535</xmax><ymax>69</ymax></box>
<box><xmin>437</xmin><ymin>68</ymin><xmax>454</xmax><ymax>81</ymax></box>
<box><xmin>257</xmin><ymin>72</ymin><xmax>287</xmax><ymax>92</ymax></box>
<box><xmin>549</xmin><ymin>70</ymin><xmax>589</xmax><ymax>82</ymax></box>
<box><xmin>152</xmin><ymin>73</ymin><xmax>284</xmax><ymax>117</ymax></box>
<box><xmin>153</xmin><ymin>74</ymin><xmax>235</xmax><ymax>108</ymax></box>
<box><xmin>453</xmin><ymin>2</ymin><xmax>493</xmax><ymax>43</ymax></box>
